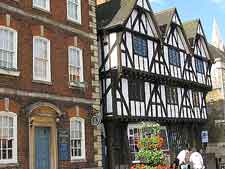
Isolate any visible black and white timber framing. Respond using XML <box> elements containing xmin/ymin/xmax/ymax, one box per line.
<box><xmin>97</xmin><ymin>0</ymin><xmax>214</xmax><ymax>168</ymax></box>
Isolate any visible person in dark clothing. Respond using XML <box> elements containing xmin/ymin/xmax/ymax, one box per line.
<box><xmin>171</xmin><ymin>158</ymin><xmax>179</xmax><ymax>169</ymax></box>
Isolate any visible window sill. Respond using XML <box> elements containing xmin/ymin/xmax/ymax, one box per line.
<box><xmin>69</xmin><ymin>81</ymin><xmax>86</xmax><ymax>89</ymax></box>
<box><xmin>0</xmin><ymin>163</ymin><xmax>18</xmax><ymax>168</ymax></box>
<box><xmin>71</xmin><ymin>159</ymin><xmax>87</xmax><ymax>163</ymax></box>
<box><xmin>67</xmin><ymin>18</ymin><xmax>82</xmax><ymax>25</ymax></box>
<box><xmin>32</xmin><ymin>6</ymin><xmax>50</xmax><ymax>13</ymax></box>
<box><xmin>32</xmin><ymin>80</ymin><xmax>52</xmax><ymax>85</ymax></box>
<box><xmin>0</xmin><ymin>68</ymin><xmax>20</xmax><ymax>77</ymax></box>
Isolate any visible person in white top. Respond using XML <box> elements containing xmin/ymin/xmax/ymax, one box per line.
<box><xmin>177</xmin><ymin>149</ymin><xmax>189</xmax><ymax>165</ymax></box>
<box><xmin>189</xmin><ymin>148</ymin><xmax>205</xmax><ymax>169</ymax></box>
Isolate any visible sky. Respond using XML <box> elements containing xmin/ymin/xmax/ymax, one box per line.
<box><xmin>149</xmin><ymin>0</ymin><xmax>225</xmax><ymax>42</ymax></box>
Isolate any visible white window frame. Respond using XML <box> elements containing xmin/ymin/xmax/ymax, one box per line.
<box><xmin>0</xmin><ymin>26</ymin><xmax>18</xmax><ymax>70</ymax></box>
<box><xmin>33</xmin><ymin>36</ymin><xmax>51</xmax><ymax>82</ymax></box>
<box><xmin>0</xmin><ymin>111</ymin><xmax>17</xmax><ymax>164</ymax></box>
<box><xmin>33</xmin><ymin>0</ymin><xmax>50</xmax><ymax>12</ymax></box>
<box><xmin>70</xmin><ymin>117</ymin><xmax>86</xmax><ymax>160</ymax></box>
<box><xmin>68</xmin><ymin>46</ymin><xmax>84</xmax><ymax>84</ymax></box>
<box><xmin>67</xmin><ymin>0</ymin><xmax>82</xmax><ymax>24</ymax></box>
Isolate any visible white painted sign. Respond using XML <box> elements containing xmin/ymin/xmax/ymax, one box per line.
<box><xmin>201</xmin><ymin>131</ymin><xmax>208</xmax><ymax>143</ymax></box>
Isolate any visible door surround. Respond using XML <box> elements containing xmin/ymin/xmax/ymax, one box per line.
<box><xmin>28</xmin><ymin>102</ymin><xmax>62</xmax><ymax>169</ymax></box>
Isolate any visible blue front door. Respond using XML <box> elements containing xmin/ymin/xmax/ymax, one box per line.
<box><xmin>35</xmin><ymin>127</ymin><xmax>50</xmax><ymax>169</ymax></box>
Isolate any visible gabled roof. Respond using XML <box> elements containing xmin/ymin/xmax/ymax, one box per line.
<box><xmin>154</xmin><ymin>7</ymin><xmax>176</xmax><ymax>35</ymax></box>
<box><xmin>183</xmin><ymin>19</ymin><xmax>199</xmax><ymax>40</ymax></box>
<box><xmin>155</xmin><ymin>8</ymin><xmax>193</xmax><ymax>54</ymax></box>
<box><xmin>183</xmin><ymin>19</ymin><xmax>214</xmax><ymax>62</ymax></box>
<box><xmin>96</xmin><ymin>0</ymin><xmax>161</xmax><ymax>39</ymax></box>
<box><xmin>96</xmin><ymin>0</ymin><xmax>137</xmax><ymax>30</ymax></box>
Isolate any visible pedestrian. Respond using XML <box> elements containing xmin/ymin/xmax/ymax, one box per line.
<box><xmin>189</xmin><ymin>148</ymin><xmax>205</xmax><ymax>169</ymax></box>
<box><xmin>171</xmin><ymin>158</ymin><xmax>179</xmax><ymax>169</ymax></box>
<box><xmin>177</xmin><ymin>148</ymin><xmax>189</xmax><ymax>165</ymax></box>
<box><xmin>177</xmin><ymin>145</ymin><xmax>191</xmax><ymax>169</ymax></box>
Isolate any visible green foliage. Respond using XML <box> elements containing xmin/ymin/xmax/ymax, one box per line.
<box><xmin>139</xmin><ymin>122</ymin><xmax>161</xmax><ymax>136</ymax></box>
<box><xmin>136</xmin><ymin>149</ymin><xmax>164</xmax><ymax>166</ymax></box>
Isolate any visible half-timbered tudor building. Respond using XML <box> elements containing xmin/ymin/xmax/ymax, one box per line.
<box><xmin>97</xmin><ymin>0</ymin><xmax>213</xmax><ymax>168</ymax></box>
<box><xmin>0</xmin><ymin>1</ymin><xmax>102</xmax><ymax>169</ymax></box>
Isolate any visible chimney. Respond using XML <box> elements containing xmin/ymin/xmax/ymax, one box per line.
<box><xmin>96</xmin><ymin>0</ymin><xmax>110</xmax><ymax>5</ymax></box>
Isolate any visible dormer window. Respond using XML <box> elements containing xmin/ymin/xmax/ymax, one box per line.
<box><xmin>133</xmin><ymin>35</ymin><xmax>147</xmax><ymax>57</ymax></box>
<box><xmin>168</xmin><ymin>47</ymin><xmax>180</xmax><ymax>66</ymax></box>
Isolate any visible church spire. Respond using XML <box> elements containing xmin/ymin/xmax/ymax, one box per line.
<box><xmin>212</xmin><ymin>17</ymin><xmax>225</xmax><ymax>51</ymax></box>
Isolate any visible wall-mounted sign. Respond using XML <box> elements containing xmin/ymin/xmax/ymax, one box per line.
<box><xmin>91</xmin><ymin>113</ymin><xmax>102</xmax><ymax>126</ymax></box>
<box><xmin>58</xmin><ymin>128</ymin><xmax>70</xmax><ymax>160</ymax></box>
<box><xmin>201</xmin><ymin>130</ymin><xmax>208</xmax><ymax>143</ymax></box>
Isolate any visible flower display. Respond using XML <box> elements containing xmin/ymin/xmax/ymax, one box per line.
<box><xmin>130</xmin><ymin>122</ymin><xmax>171</xmax><ymax>169</ymax></box>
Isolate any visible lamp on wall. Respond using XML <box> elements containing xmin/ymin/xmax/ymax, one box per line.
<box><xmin>56</xmin><ymin>112</ymin><xmax>66</xmax><ymax>124</ymax></box>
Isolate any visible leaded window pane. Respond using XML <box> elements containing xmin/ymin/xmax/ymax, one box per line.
<box><xmin>195</xmin><ymin>58</ymin><xmax>204</xmax><ymax>74</ymax></box>
<box><xmin>168</xmin><ymin>47</ymin><xmax>181</xmax><ymax>66</ymax></box>
<box><xmin>133</xmin><ymin>35</ymin><xmax>147</xmax><ymax>57</ymax></box>
<box><xmin>166</xmin><ymin>86</ymin><xmax>178</xmax><ymax>105</ymax></box>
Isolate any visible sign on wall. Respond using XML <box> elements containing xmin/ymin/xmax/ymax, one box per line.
<box><xmin>58</xmin><ymin>128</ymin><xmax>70</xmax><ymax>160</ymax></box>
<box><xmin>201</xmin><ymin>130</ymin><xmax>209</xmax><ymax>143</ymax></box>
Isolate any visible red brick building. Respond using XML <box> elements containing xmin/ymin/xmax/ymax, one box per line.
<box><xmin>0</xmin><ymin>1</ymin><xmax>102</xmax><ymax>169</ymax></box>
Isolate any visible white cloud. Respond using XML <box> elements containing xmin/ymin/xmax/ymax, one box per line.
<box><xmin>211</xmin><ymin>0</ymin><xmax>225</xmax><ymax>9</ymax></box>
<box><xmin>211</xmin><ymin>0</ymin><xmax>224</xmax><ymax>3</ymax></box>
